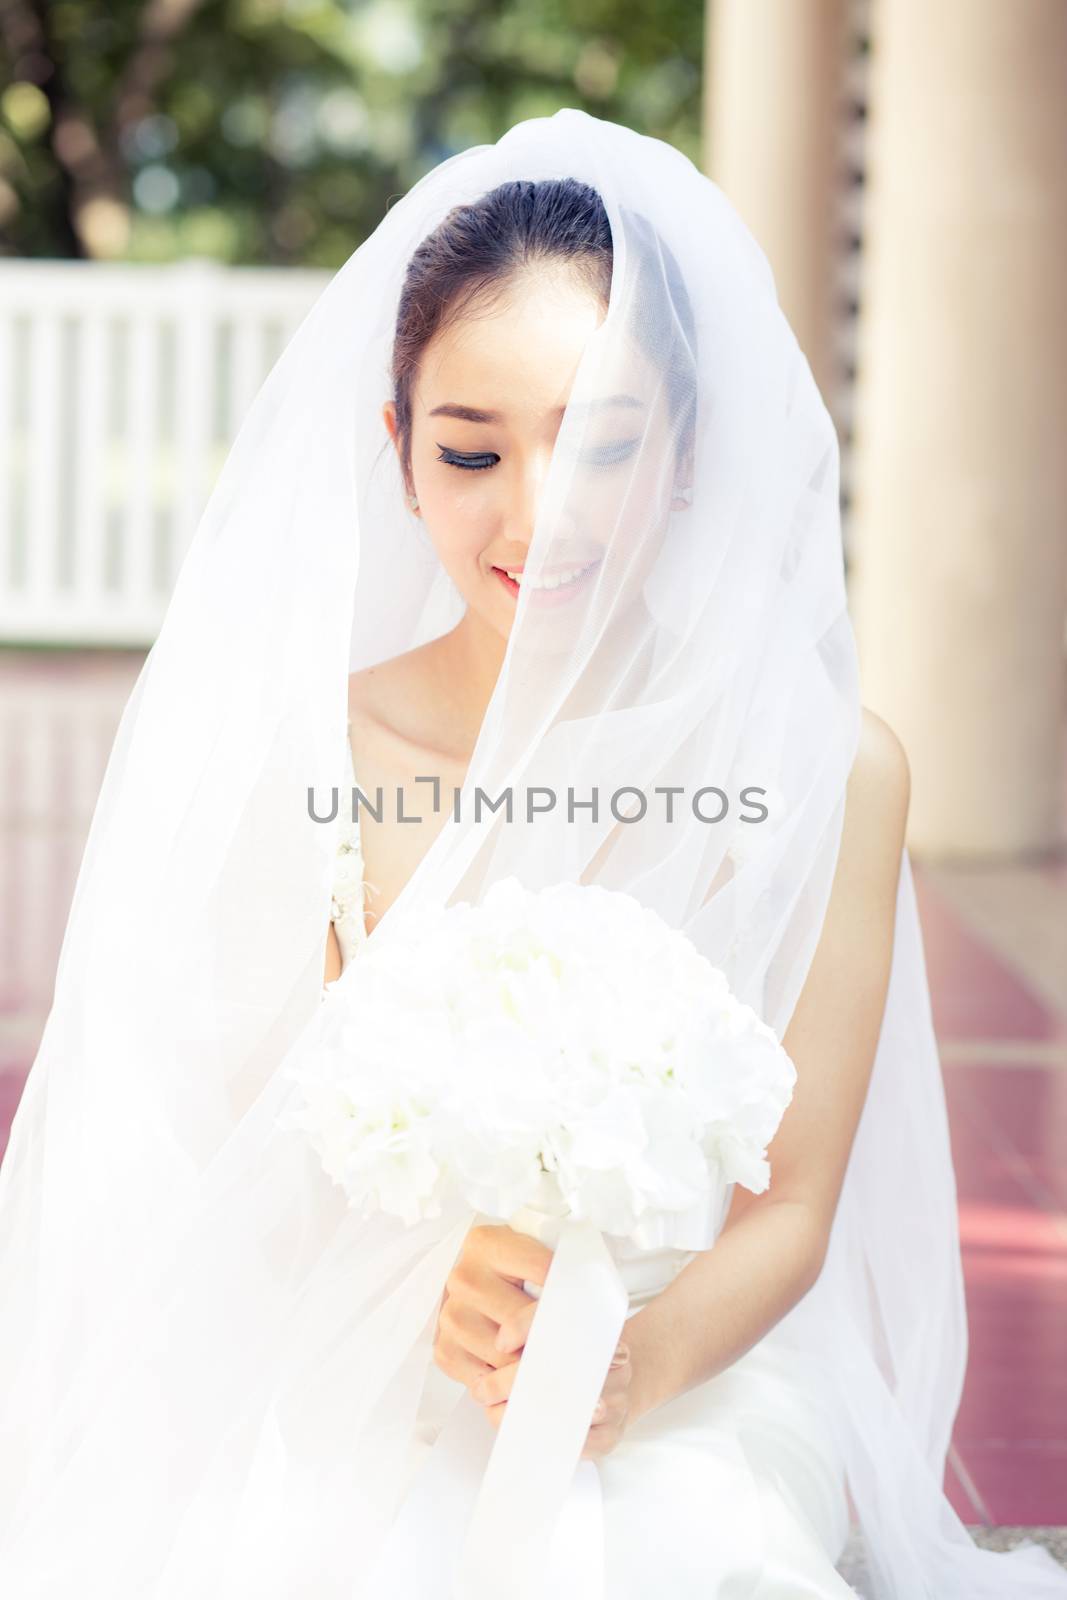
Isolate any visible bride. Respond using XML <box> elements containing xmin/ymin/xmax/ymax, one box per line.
<box><xmin>1</xmin><ymin>109</ymin><xmax>1064</xmax><ymax>1599</ymax></box>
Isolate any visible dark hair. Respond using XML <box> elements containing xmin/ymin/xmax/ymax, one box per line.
<box><xmin>389</xmin><ymin>177</ymin><xmax>697</xmax><ymax>497</ymax></box>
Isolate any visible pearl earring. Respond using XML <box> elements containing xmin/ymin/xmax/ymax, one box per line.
<box><xmin>408</xmin><ymin>493</ymin><xmax>419</xmax><ymax>511</ymax></box>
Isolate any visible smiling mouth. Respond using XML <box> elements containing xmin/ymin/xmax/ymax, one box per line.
<box><xmin>491</xmin><ymin>559</ymin><xmax>601</xmax><ymax>594</ymax></box>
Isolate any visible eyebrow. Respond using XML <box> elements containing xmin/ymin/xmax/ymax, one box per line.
<box><xmin>427</xmin><ymin>393</ymin><xmax>645</xmax><ymax>424</ymax></box>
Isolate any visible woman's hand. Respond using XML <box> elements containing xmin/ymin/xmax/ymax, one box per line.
<box><xmin>433</xmin><ymin>1222</ymin><xmax>554</xmax><ymax>1403</ymax></box>
<box><xmin>472</xmin><ymin>1329</ymin><xmax>634</xmax><ymax>1460</ymax></box>
<box><xmin>432</xmin><ymin>1221</ymin><xmax>634</xmax><ymax>1459</ymax></box>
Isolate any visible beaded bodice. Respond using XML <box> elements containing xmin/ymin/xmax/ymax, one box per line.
<box><xmin>323</xmin><ymin>722</ymin><xmax>370</xmax><ymax>997</ymax></box>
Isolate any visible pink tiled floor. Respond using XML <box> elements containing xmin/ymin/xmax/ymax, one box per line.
<box><xmin>914</xmin><ymin>872</ymin><xmax>1066</xmax><ymax>1044</ymax></box>
<box><xmin>915</xmin><ymin>867</ymin><xmax>1067</xmax><ymax>1527</ymax></box>
<box><xmin>1</xmin><ymin>649</ymin><xmax>1065</xmax><ymax>1529</ymax></box>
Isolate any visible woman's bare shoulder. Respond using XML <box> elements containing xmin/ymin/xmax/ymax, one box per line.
<box><xmin>847</xmin><ymin>707</ymin><xmax>911</xmax><ymax>839</ymax></box>
<box><xmin>833</xmin><ymin>706</ymin><xmax>911</xmax><ymax>912</ymax></box>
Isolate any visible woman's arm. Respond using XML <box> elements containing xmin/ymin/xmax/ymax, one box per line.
<box><xmin>620</xmin><ymin>706</ymin><xmax>911</xmax><ymax>1424</ymax></box>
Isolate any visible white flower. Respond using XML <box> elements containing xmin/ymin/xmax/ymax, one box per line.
<box><xmin>279</xmin><ymin>876</ymin><xmax>796</xmax><ymax>1243</ymax></box>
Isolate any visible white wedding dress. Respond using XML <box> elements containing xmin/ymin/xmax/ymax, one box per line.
<box><xmin>323</xmin><ymin>726</ymin><xmax>859</xmax><ymax>1598</ymax></box>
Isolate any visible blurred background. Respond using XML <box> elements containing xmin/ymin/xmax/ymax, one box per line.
<box><xmin>1</xmin><ymin>0</ymin><xmax>1065</xmax><ymax>1562</ymax></box>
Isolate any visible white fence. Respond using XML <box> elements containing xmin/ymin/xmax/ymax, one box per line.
<box><xmin>0</xmin><ymin>258</ymin><xmax>329</xmax><ymax>646</ymax></box>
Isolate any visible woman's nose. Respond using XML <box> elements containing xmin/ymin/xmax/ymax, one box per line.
<box><xmin>501</xmin><ymin>449</ymin><xmax>552</xmax><ymax>547</ymax></box>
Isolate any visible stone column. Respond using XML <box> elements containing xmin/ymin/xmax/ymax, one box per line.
<box><xmin>704</xmin><ymin>0</ymin><xmax>848</xmax><ymax>404</ymax></box>
<box><xmin>849</xmin><ymin>0</ymin><xmax>1067</xmax><ymax>857</ymax></box>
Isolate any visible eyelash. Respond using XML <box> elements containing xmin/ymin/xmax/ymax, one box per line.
<box><xmin>436</xmin><ymin>447</ymin><xmax>496</xmax><ymax>471</ymax></box>
<box><xmin>434</xmin><ymin>440</ymin><xmax>640</xmax><ymax>472</ymax></box>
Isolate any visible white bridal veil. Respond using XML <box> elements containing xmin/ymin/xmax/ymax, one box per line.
<box><xmin>0</xmin><ymin>108</ymin><xmax>1063</xmax><ymax>1598</ymax></box>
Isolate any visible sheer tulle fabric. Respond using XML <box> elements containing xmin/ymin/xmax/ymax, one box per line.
<box><xmin>0</xmin><ymin>108</ymin><xmax>1062</xmax><ymax>1596</ymax></box>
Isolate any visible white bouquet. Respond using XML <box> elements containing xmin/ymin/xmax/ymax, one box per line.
<box><xmin>278</xmin><ymin>875</ymin><xmax>796</xmax><ymax>1600</ymax></box>
<box><xmin>280</xmin><ymin>875</ymin><xmax>795</xmax><ymax>1241</ymax></box>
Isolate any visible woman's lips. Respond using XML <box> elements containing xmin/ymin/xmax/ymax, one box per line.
<box><xmin>491</xmin><ymin>560</ymin><xmax>601</xmax><ymax>608</ymax></box>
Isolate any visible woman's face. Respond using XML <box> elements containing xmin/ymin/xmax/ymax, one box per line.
<box><xmin>383</xmin><ymin>262</ymin><xmax>687</xmax><ymax>647</ymax></box>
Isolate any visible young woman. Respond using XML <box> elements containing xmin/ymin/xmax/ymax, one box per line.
<box><xmin>1</xmin><ymin>110</ymin><xmax>1063</xmax><ymax>1598</ymax></box>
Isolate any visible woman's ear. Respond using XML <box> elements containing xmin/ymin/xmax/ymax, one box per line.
<box><xmin>382</xmin><ymin>400</ymin><xmax>418</xmax><ymax>508</ymax></box>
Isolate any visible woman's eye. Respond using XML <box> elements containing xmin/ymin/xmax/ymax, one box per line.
<box><xmin>435</xmin><ymin>445</ymin><xmax>498</xmax><ymax>472</ymax></box>
<box><xmin>579</xmin><ymin>438</ymin><xmax>640</xmax><ymax>468</ymax></box>
<box><xmin>435</xmin><ymin>438</ymin><xmax>640</xmax><ymax>472</ymax></box>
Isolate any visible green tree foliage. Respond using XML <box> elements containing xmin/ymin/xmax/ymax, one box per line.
<box><xmin>0</xmin><ymin>0</ymin><xmax>703</xmax><ymax>265</ymax></box>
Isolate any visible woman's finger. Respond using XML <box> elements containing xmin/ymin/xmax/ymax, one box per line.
<box><xmin>437</xmin><ymin>1344</ymin><xmax>520</xmax><ymax>1394</ymax></box>
<box><xmin>435</xmin><ymin>1301</ymin><xmax>521</xmax><ymax>1387</ymax></box>
<box><xmin>580</xmin><ymin>1360</ymin><xmax>633</xmax><ymax>1461</ymax></box>
<box><xmin>493</xmin><ymin>1294</ymin><xmax>540</xmax><ymax>1354</ymax></box>
<box><xmin>440</xmin><ymin>1298</ymin><xmax>514</xmax><ymax>1367</ymax></box>
<box><xmin>445</xmin><ymin>1252</ymin><xmax>539</xmax><ymax>1331</ymax></box>
<box><xmin>471</xmin><ymin>1357</ymin><xmax>522</xmax><ymax>1408</ymax></box>
<box><xmin>471</xmin><ymin>1222</ymin><xmax>554</xmax><ymax>1289</ymax></box>
<box><xmin>602</xmin><ymin>1350</ymin><xmax>631</xmax><ymax>1391</ymax></box>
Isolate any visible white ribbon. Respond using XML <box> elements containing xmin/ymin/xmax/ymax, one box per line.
<box><xmin>454</xmin><ymin>1205</ymin><xmax>628</xmax><ymax>1600</ymax></box>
